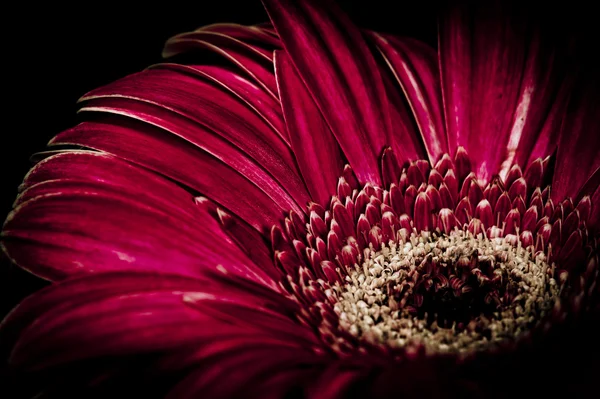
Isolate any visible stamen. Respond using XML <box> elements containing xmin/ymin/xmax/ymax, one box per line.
<box><xmin>331</xmin><ymin>230</ymin><xmax>560</xmax><ymax>354</ymax></box>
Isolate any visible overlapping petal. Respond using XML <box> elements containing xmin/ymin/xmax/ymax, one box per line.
<box><xmin>274</xmin><ymin>50</ymin><xmax>345</xmax><ymax>206</ymax></box>
<box><xmin>262</xmin><ymin>0</ymin><xmax>392</xmax><ymax>185</ymax></box>
<box><xmin>2</xmin><ymin>151</ymin><xmax>275</xmax><ymax>284</ymax></box>
<box><xmin>1</xmin><ymin>271</ymin><xmax>315</xmax><ymax>396</ymax></box>
<box><xmin>439</xmin><ymin>2</ymin><xmax>574</xmax><ymax>183</ymax></box>
<box><xmin>163</xmin><ymin>29</ymin><xmax>279</xmax><ymax>98</ymax></box>
<box><xmin>369</xmin><ymin>32</ymin><xmax>445</xmax><ymax>162</ymax></box>
<box><xmin>79</xmin><ymin>67</ymin><xmax>310</xmax><ymax>213</ymax></box>
<box><xmin>552</xmin><ymin>73</ymin><xmax>600</xmax><ymax>206</ymax></box>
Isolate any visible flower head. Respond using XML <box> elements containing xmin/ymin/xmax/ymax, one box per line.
<box><xmin>1</xmin><ymin>0</ymin><xmax>599</xmax><ymax>397</ymax></box>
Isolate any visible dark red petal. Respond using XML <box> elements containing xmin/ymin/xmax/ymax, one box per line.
<box><xmin>51</xmin><ymin>120</ymin><xmax>289</xmax><ymax>233</ymax></box>
<box><xmin>475</xmin><ymin>199</ymin><xmax>494</xmax><ymax>228</ymax></box>
<box><xmin>552</xmin><ymin>74</ymin><xmax>600</xmax><ymax>203</ymax></box>
<box><xmin>215</xmin><ymin>206</ymin><xmax>275</xmax><ymax>278</ymax></box>
<box><xmin>370</xmin><ymin>32</ymin><xmax>446</xmax><ymax>162</ymax></box>
<box><xmin>167</xmin><ymin>348</ymin><xmax>320</xmax><ymax>399</ymax></box>
<box><xmin>524</xmin><ymin>158</ymin><xmax>544</xmax><ymax>194</ymax></box>
<box><xmin>494</xmin><ymin>193</ymin><xmax>512</xmax><ymax>225</ymax></box>
<box><xmin>152</xmin><ymin>63</ymin><xmax>289</xmax><ymax>144</ymax></box>
<box><xmin>522</xmin><ymin>206</ymin><xmax>539</xmax><ymax>233</ymax></box>
<box><xmin>379</xmin><ymin>68</ymin><xmax>423</xmax><ymax>163</ymax></box>
<box><xmin>333</xmin><ymin>202</ymin><xmax>354</xmax><ymax>239</ymax></box>
<box><xmin>163</xmin><ymin>30</ymin><xmax>279</xmax><ymax>98</ymax></box>
<box><xmin>438</xmin><ymin>208</ymin><xmax>458</xmax><ymax>234</ymax></box>
<box><xmin>80</xmin><ymin>68</ymin><xmax>309</xmax><ymax>211</ymax></box>
<box><xmin>562</xmin><ymin>210</ymin><xmax>580</xmax><ymax>240</ymax></box>
<box><xmin>381</xmin><ymin>147</ymin><xmax>402</xmax><ymax>187</ymax></box>
<box><xmin>455</xmin><ymin>148</ymin><xmax>472</xmax><ymax>183</ymax></box>
<box><xmin>455</xmin><ymin>197</ymin><xmax>472</xmax><ymax>226</ymax></box>
<box><xmin>408</xmin><ymin>162</ymin><xmax>427</xmax><ymax>187</ymax></box>
<box><xmin>557</xmin><ymin>230</ymin><xmax>583</xmax><ymax>269</ymax></box>
<box><xmin>6</xmin><ymin>272</ymin><xmax>302</xmax><ymax>372</ymax></box>
<box><xmin>504</xmin><ymin>209</ymin><xmax>521</xmax><ymax>236</ymax></box>
<box><xmin>508</xmin><ymin>177</ymin><xmax>527</xmax><ymax>202</ymax></box>
<box><xmin>576</xmin><ymin>196</ymin><xmax>591</xmax><ymax>224</ymax></box>
<box><xmin>505</xmin><ymin>164</ymin><xmax>523</xmax><ymax>187</ymax></box>
<box><xmin>199</xmin><ymin>23</ymin><xmax>282</xmax><ymax>48</ymax></box>
<box><xmin>404</xmin><ymin>186</ymin><xmax>418</xmax><ymax>218</ymax></box>
<box><xmin>309</xmin><ymin>211</ymin><xmax>328</xmax><ymax>240</ymax></box>
<box><xmin>520</xmin><ymin>231</ymin><xmax>534</xmax><ymax>248</ymax></box>
<box><xmin>2</xmin><ymin>152</ymin><xmax>273</xmax><ymax>284</ymax></box>
<box><xmin>428</xmin><ymin>169</ymin><xmax>444</xmax><ymax>187</ymax></box>
<box><xmin>275</xmin><ymin>50</ymin><xmax>344</xmax><ymax>206</ymax></box>
<box><xmin>263</xmin><ymin>0</ymin><xmax>392</xmax><ymax>184</ymax></box>
<box><xmin>414</xmin><ymin>192</ymin><xmax>433</xmax><ymax>231</ymax></box>
<box><xmin>439</xmin><ymin>3</ymin><xmax>568</xmax><ymax>183</ymax></box>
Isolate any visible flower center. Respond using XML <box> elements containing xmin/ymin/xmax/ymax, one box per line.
<box><xmin>331</xmin><ymin>230</ymin><xmax>560</xmax><ymax>354</ymax></box>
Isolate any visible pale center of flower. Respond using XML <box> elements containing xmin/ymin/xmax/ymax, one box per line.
<box><xmin>331</xmin><ymin>230</ymin><xmax>560</xmax><ymax>354</ymax></box>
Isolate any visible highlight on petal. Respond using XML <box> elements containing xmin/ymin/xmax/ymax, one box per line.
<box><xmin>369</xmin><ymin>32</ymin><xmax>445</xmax><ymax>163</ymax></box>
<box><xmin>151</xmin><ymin>63</ymin><xmax>289</xmax><ymax>144</ymax></box>
<box><xmin>274</xmin><ymin>50</ymin><xmax>345</xmax><ymax>206</ymax></box>
<box><xmin>163</xmin><ymin>29</ymin><xmax>279</xmax><ymax>98</ymax></box>
<box><xmin>2</xmin><ymin>151</ymin><xmax>274</xmax><ymax>285</ymax></box>
<box><xmin>263</xmin><ymin>0</ymin><xmax>392</xmax><ymax>185</ymax></box>
<box><xmin>51</xmin><ymin>120</ymin><xmax>293</xmax><ymax>233</ymax></box>
<box><xmin>79</xmin><ymin>67</ymin><xmax>310</xmax><ymax>213</ymax></box>
<box><xmin>439</xmin><ymin>2</ymin><xmax>574</xmax><ymax>183</ymax></box>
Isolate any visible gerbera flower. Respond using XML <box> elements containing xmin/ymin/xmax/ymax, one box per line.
<box><xmin>1</xmin><ymin>0</ymin><xmax>599</xmax><ymax>397</ymax></box>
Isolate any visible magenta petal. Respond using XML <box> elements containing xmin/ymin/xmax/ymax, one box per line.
<box><xmin>369</xmin><ymin>32</ymin><xmax>446</xmax><ymax>162</ymax></box>
<box><xmin>152</xmin><ymin>63</ymin><xmax>289</xmax><ymax>145</ymax></box>
<box><xmin>163</xmin><ymin>30</ymin><xmax>279</xmax><ymax>98</ymax></box>
<box><xmin>378</xmin><ymin>66</ymin><xmax>424</xmax><ymax>163</ymax></box>
<box><xmin>0</xmin><ymin>272</ymin><xmax>205</xmax><ymax>355</ymax></box>
<box><xmin>3</xmin><ymin>271</ymin><xmax>301</xmax><ymax>370</ymax></box>
<box><xmin>2</xmin><ymin>152</ymin><xmax>274</xmax><ymax>284</ymax></box>
<box><xmin>198</xmin><ymin>23</ymin><xmax>282</xmax><ymax>48</ymax></box>
<box><xmin>263</xmin><ymin>0</ymin><xmax>392</xmax><ymax>185</ymax></box>
<box><xmin>275</xmin><ymin>50</ymin><xmax>344</xmax><ymax>206</ymax></box>
<box><xmin>51</xmin><ymin>121</ymin><xmax>290</xmax><ymax>234</ymax></box>
<box><xmin>439</xmin><ymin>3</ymin><xmax>568</xmax><ymax>183</ymax></box>
<box><xmin>166</xmin><ymin>347</ymin><xmax>320</xmax><ymax>399</ymax></box>
<box><xmin>500</xmin><ymin>32</ymin><xmax>574</xmax><ymax>176</ymax></box>
<box><xmin>552</xmin><ymin>75</ymin><xmax>600</xmax><ymax>203</ymax></box>
<box><xmin>80</xmin><ymin>68</ymin><xmax>310</xmax><ymax>211</ymax></box>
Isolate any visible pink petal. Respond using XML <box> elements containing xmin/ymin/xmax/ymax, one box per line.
<box><xmin>0</xmin><ymin>272</ymin><xmax>207</xmax><ymax>354</ymax></box>
<box><xmin>52</xmin><ymin>120</ymin><xmax>292</xmax><ymax>232</ymax></box>
<box><xmin>152</xmin><ymin>63</ymin><xmax>289</xmax><ymax>145</ymax></box>
<box><xmin>552</xmin><ymin>74</ymin><xmax>600</xmax><ymax>203</ymax></box>
<box><xmin>166</xmin><ymin>347</ymin><xmax>321</xmax><ymax>398</ymax></box>
<box><xmin>500</xmin><ymin>32</ymin><xmax>574</xmax><ymax>177</ymax></box>
<box><xmin>308</xmin><ymin>367</ymin><xmax>362</xmax><ymax>399</ymax></box>
<box><xmin>163</xmin><ymin>30</ymin><xmax>279</xmax><ymax>98</ymax></box>
<box><xmin>274</xmin><ymin>50</ymin><xmax>344</xmax><ymax>206</ymax></box>
<box><xmin>6</xmin><ymin>273</ymin><xmax>297</xmax><ymax>371</ymax></box>
<box><xmin>263</xmin><ymin>0</ymin><xmax>392</xmax><ymax>185</ymax></box>
<box><xmin>369</xmin><ymin>32</ymin><xmax>446</xmax><ymax>162</ymax></box>
<box><xmin>2</xmin><ymin>151</ymin><xmax>274</xmax><ymax>284</ymax></box>
<box><xmin>80</xmin><ymin>68</ymin><xmax>310</xmax><ymax>211</ymax></box>
<box><xmin>378</xmin><ymin>66</ymin><xmax>423</xmax><ymax>163</ymax></box>
<box><xmin>198</xmin><ymin>23</ymin><xmax>282</xmax><ymax>48</ymax></box>
<box><xmin>439</xmin><ymin>3</ymin><xmax>571</xmax><ymax>183</ymax></box>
